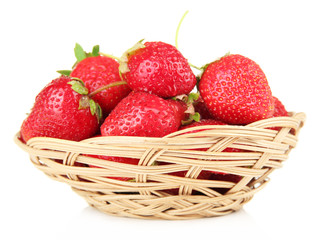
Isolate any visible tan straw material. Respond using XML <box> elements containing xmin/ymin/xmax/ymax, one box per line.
<box><xmin>15</xmin><ymin>112</ymin><xmax>306</xmax><ymax>220</ymax></box>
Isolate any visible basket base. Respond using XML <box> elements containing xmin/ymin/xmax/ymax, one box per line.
<box><xmin>72</xmin><ymin>187</ymin><xmax>256</xmax><ymax>220</ymax></box>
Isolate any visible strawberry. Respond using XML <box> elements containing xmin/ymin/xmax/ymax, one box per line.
<box><xmin>95</xmin><ymin>92</ymin><xmax>187</xmax><ymax>181</ymax></box>
<box><xmin>20</xmin><ymin>76</ymin><xmax>100</xmax><ymax>142</ymax></box>
<box><xmin>60</xmin><ymin>44</ymin><xmax>131</xmax><ymax>115</ymax></box>
<box><xmin>71</xmin><ymin>56</ymin><xmax>131</xmax><ymax>115</ymax></box>
<box><xmin>272</xmin><ymin>96</ymin><xmax>289</xmax><ymax>117</ymax></box>
<box><xmin>198</xmin><ymin>54</ymin><xmax>274</xmax><ymax>125</ymax></box>
<box><xmin>166</xmin><ymin>99</ymin><xmax>188</xmax><ymax>129</ymax></box>
<box><xmin>269</xmin><ymin>96</ymin><xmax>290</xmax><ymax>132</ymax></box>
<box><xmin>211</xmin><ymin>172</ymin><xmax>242</xmax><ymax>183</ymax></box>
<box><xmin>119</xmin><ymin>41</ymin><xmax>196</xmax><ymax>98</ymax></box>
<box><xmin>210</xmin><ymin>173</ymin><xmax>242</xmax><ymax>194</ymax></box>
<box><xmin>100</xmin><ymin>91</ymin><xmax>185</xmax><ymax>137</ymax></box>
<box><xmin>193</xmin><ymin>95</ymin><xmax>214</xmax><ymax>120</ymax></box>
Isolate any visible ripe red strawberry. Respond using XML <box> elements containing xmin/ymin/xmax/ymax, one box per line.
<box><xmin>269</xmin><ymin>96</ymin><xmax>290</xmax><ymax>132</ymax></box>
<box><xmin>198</xmin><ymin>54</ymin><xmax>274</xmax><ymax>125</ymax></box>
<box><xmin>210</xmin><ymin>173</ymin><xmax>242</xmax><ymax>194</ymax></box>
<box><xmin>100</xmin><ymin>91</ymin><xmax>185</xmax><ymax>137</ymax></box>
<box><xmin>193</xmin><ymin>95</ymin><xmax>214</xmax><ymax>120</ymax></box>
<box><xmin>66</xmin><ymin>44</ymin><xmax>131</xmax><ymax>115</ymax></box>
<box><xmin>119</xmin><ymin>41</ymin><xmax>196</xmax><ymax>98</ymax></box>
<box><xmin>211</xmin><ymin>172</ymin><xmax>242</xmax><ymax>183</ymax></box>
<box><xmin>20</xmin><ymin>76</ymin><xmax>100</xmax><ymax>142</ymax></box>
<box><xmin>95</xmin><ymin>92</ymin><xmax>187</xmax><ymax>181</ymax></box>
<box><xmin>166</xmin><ymin>99</ymin><xmax>187</xmax><ymax>129</ymax></box>
<box><xmin>272</xmin><ymin>96</ymin><xmax>288</xmax><ymax>117</ymax></box>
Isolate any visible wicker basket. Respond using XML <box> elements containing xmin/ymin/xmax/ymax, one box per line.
<box><xmin>14</xmin><ymin>112</ymin><xmax>306</xmax><ymax>220</ymax></box>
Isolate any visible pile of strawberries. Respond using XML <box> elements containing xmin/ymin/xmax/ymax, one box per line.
<box><xmin>19</xmin><ymin>40</ymin><xmax>289</xmax><ymax>190</ymax></box>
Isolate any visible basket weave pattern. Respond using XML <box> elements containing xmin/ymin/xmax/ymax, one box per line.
<box><xmin>15</xmin><ymin>112</ymin><xmax>306</xmax><ymax>220</ymax></box>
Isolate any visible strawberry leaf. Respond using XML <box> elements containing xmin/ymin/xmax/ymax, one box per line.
<box><xmin>89</xmin><ymin>99</ymin><xmax>97</xmax><ymax>116</ymax></box>
<box><xmin>92</xmin><ymin>45</ymin><xmax>100</xmax><ymax>57</ymax></box>
<box><xmin>188</xmin><ymin>92</ymin><xmax>200</xmax><ymax>103</ymax></box>
<box><xmin>192</xmin><ymin>112</ymin><xmax>200</xmax><ymax>122</ymax></box>
<box><xmin>96</xmin><ymin>104</ymin><xmax>103</xmax><ymax>122</ymax></box>
<box><xmin>88</xmin><ymin>99</ymin><xmax>103</xmax><ymax>122</ymax></box>
<box><xmin>78</xmin><ymin>96</ymin><xmax>102</xmax><ymax>123</ymax></box>
<box><xmin>70</xmin><ymin>77</ymin><xmax>85</xmax><ymax>86</ymax></box>
<box><xmin>74</xmin><ymin>43</ymin><xmax>87</xmax><ymax>63</ymax></box>
<box><xmin>57</xmin><ymin>70</ymin><xmax>72</xmax><ymax>76</ymax></box>
<box><xmin>68</xmin><ymin>80</ymin><xmax>88</xmax><ymax>95</ymax></box>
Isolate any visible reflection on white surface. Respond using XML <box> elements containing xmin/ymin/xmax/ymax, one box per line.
<box><xmin>55</xmin><ymin>206</ymin><xmax>259</xmax><ymax>239</ymax></box>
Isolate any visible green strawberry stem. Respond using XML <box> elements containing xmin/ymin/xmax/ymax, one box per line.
<box><xmin>188</xmin><ymin>63</ymin><xmax>202</xmax><ymax>71</ymax></box>
<box><xmin>175</xmin><ymin>11</ymin><xmax>201</xmax><ymax>71</ymax></box>
<box><xmin>181</xmin><ymin>112</ymin><xmax>200</xmax><ymax>125</ymax></box>
<box><xmin>99</xmin><ymin>52</ymin><xmax>121</xmax><ymax>62</ymax></box>
<box><xmin>57</xmin><ymin>70</ymin><xmax>72</xmax><ymax>76</ymax></box>
<box><xmin>88</xmin><ymin>81</ymin><xmax>128</xmax><ymax>98</ymax></box>
<box><xmin>175</xmin><ymin>10</ymin><xmax>189</xmax><ymax>50</ymax></box>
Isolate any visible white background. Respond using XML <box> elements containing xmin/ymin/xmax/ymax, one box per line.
<box><xmin>1</xmin><ymin>0</ymin><xmax>320</xmax><ymax>239</ymax></box>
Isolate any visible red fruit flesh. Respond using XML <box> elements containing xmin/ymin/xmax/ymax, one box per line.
<box><xmin>20</xmin><ymin>76</ymin><xmax>99</xmax><ymax>142</ymax></box>
<box><xmin>71</xmin><ymin>56</ymin><xmax>131</xmax><ymax>115</ymax></box>
<box><xmin>122</xmin><ymin>41</ymin><xmax>196</xmax><ymax>98</ymax></box>
<box><xmin>199</xmin><ymin>54</ymin><xmax>274</xmax><ymax>125</ymax></box>
<box><xmin>100</xmin><ymin>91</ymin><xmax>182</xmax><ymax>137</ymax></box>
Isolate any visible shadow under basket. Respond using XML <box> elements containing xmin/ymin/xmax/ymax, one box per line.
<box><xmin>15</xmin><ymin>112</ymin><xmax>306</xmax><ymax>220</ymax></box>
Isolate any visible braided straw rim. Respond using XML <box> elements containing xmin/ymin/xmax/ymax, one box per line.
<box><xmin>15</xmin><ymin>112</ymin><xmax>306</xmax><ymax>220</ymax></box>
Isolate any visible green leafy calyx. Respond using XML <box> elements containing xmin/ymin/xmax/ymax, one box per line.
<box><xmin>173</xmin><ymin>93</ymin><xmax>201</xmax><ymax>125</ymax></box>
<box><xmin>119</xmin><ymin>39</ymin><xmax>145</xmax><ymax>74</ymax></box>
<box><xmin>74</xmin><ymin>43</ymin><xmax>87</xmax><ymax>62</ymax></box>
<box><xmin>67</xmin><ymin>79</ymin><xmax>88</xmax><ymax>95</ymax></box>
<box><xmin>68</xmin><ymin>78</ymin><xmax>102</xmax><ymax>123</ymax></box>
<box><xmin>57</xmin><ymin>44</ymin><xmax>101</xmax><ymax>77</ymax></box>
<box><xmin>74</xmin><ymin>43</ymin><xmax>101</xmax><ymax>63</ymax></box>
<box><xmin>57</xmin><ymin>70</ymin><xmax>72</xmax><ymax>76</ymax></box>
